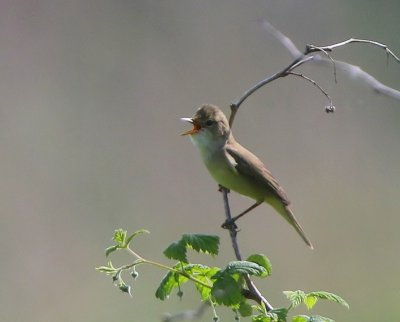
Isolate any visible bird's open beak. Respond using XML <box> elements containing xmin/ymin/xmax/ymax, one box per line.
<box><xmin>180</xmin><ymin>118</ymin><xmax>201</xmax><ymax>136</ymax></box>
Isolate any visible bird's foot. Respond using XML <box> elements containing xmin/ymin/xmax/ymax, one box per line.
<box><xmin>218</xmin><ymin>185</ymin><xmax>230</xmax><ymax>193</ymax></box>
<box><xmin>221</xmin><ymin>218</ymin><xmax>238</xmax><ymax>231</ymax></box>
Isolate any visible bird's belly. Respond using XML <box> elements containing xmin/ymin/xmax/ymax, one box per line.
<box><xmin>206</xmin><ymin>161</ymin><xmax>265</xmax><ymax>202</ymax></box>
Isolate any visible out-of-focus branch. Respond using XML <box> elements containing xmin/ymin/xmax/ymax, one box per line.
<box><xmin>229</xmin><ymin>22</ymin><xmax>400</xmax><ymax>127</ymax></box>
<box><xmin>162</xmin><ymin>302</ymin><xmax>209</xmax><ymax>322</ymax></box>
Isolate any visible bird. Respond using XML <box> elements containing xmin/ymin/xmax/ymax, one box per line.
<box><xmin>181</xmin><ymin>104</ymin><xmax>313</xmax><ymax>249</ymax></box>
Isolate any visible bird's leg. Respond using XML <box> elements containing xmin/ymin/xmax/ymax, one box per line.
<box><xmin>221</xmin><ymin>201</ymin><xmax>263</xmax><ymax>230</ymax></box>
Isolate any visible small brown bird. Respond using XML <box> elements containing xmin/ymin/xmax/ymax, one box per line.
<box><xmin>181</xmin><ymin>104</ymin><xmax>313</xmax><ymax>249</ymax></box>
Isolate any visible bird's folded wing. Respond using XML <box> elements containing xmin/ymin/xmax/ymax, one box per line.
<box><xmin>226</xmin><ymin>145</ymin><xmax>290</xmax><ymax>205</ymax></box>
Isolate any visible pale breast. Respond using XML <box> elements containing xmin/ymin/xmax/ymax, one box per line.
<box><xmin>204</xmin><ymin>152</ymin><xmax>266</xmax><ymax>202</ymax></box>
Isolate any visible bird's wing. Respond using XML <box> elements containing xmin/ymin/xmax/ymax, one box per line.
<box><xmin>226</xmin><ymin>143</ymin><xmax>290</xmax><ymax>205</ymax></box>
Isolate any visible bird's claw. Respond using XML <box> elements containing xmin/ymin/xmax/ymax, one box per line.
<box><xmin>218</xmin><ymin>185</ymin><xmax>230</xmax><ymax>193</ymax></box>
<box><xmin>221</xmin><ymin>218</ymin><xmax>238</xmax><ymax>231</ymax></box>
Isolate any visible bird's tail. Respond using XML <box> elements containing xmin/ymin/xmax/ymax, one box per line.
<box><xmin>269</xmin><ymin>199</ymin><xmax>314</xmax><ymax>249</ymax></box>
<box><xmin>283</xmin><ymin>205</ymin><xmax>314</xmax><ymax>249</ymax></box>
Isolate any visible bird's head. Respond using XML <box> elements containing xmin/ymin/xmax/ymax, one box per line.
<box><xmin>181</xmin><ymin>104</ymin><xmax>231</xmax><ymax>150</ymax></box>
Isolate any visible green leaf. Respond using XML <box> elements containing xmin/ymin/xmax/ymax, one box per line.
<box><xmin>284</xmin><ymin>290</ymin><xmax>306</xmax><ymax>308</ymax></box>
<box><xmin>295</xmin><ymin>315</ymin><xmax>334</xmax><ymax>322</ymax></box>
<box><xmin>292</xmin><ymin>315</ymin><xmax>309</xmax><ymax>322</ymax></box>
<box><xmin>125</xmin><ymin>229</ymin><xmax>149</xmax><ymax>246</ymax></box>
<box><xmin>246</xmin><ymin>254</ymin><xmax>272</xmax><ymax>277</ymax></box>
<box><xmin>304</xmin><ymin>296</ymin><xmax>318</xmax><ymax>310</ymax></box>
<box><xmin>155</xmin><ymin>270</ymin><xmax>189</xmax><ymax>300</ymax></box>
<box><xmin>238</xmin><ymin>301</ymin><xmax>253</xmax><ymax>317</ymax></box>
<box><xmin>211</xmin><ymin>274</ymin><xmax>243</xmax><ymax>306</ymax></box>
<box><xmin>307</xmin><ymin>291</ymin><xmax>349</xmax><ymax>309</ymax></box>
<box><xmin>190</xmin><ymin>266</ymin><xmax>219</xmax><ymax>300</ymax></box>
<box><xmin>182</xmin><ymin>234</ymin><xmax>219</xmax><ymax>256</ymax></box>
<box><xmin>270</xmin><ymin>307</ymin><xmax>288</xmax><ymax>321</ymax></box>
<box><xmin>214</xmin><ymin>261</ymin><xmax>267</xmax><ymax>278</ymax></box>
<box><xmin>113</xmin><ymin>229</ymin><xmax>127</xmax><ymax>246</ymax></box>
<box><xmin>163</xmin><ymin>241</ymin><xmax>188</xmax><ymax>262</ymax></box>
<box><xmin>252</xmin><ymin>308</ymin><xmax>287</xmax><ymax>322</ymax></box>
<box><xmin>252</xmin><ymin>315</ymin><xmax>272</xmax><ymax>322</ymax></box>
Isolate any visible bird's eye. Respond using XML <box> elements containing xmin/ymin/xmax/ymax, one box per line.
<box><xmin>205</xmin><ymin>119</ymin><xmax>214</xmax><ymax>126</ymax></box>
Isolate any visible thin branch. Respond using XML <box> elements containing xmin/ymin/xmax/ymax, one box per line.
<box><xmin>222</xmin><ymin>24</ymin><xmax>399</xmax><ymax>321</ymax></box>
<box><xmin>306</xmin><ymin>38</ymin><xmax>400</xmax><ymax>63</ymax></box>
<box><xmin>306</xmin><ymin>45</ymin><xmax>338</xmax><ymax>83</ymax></box>
<box><xmin>229</xmin><ymin>24</ymin><xmax>400</xmax><ymax>128</ymax></box>
<box><xmin>220</xmin><ymin>187</ymin><xmax>274</xmax><ymax>311</ymax></box>
<box><xmin>288</xmin><ymin>71</ymin><xmax>335</xmax><ymax>112</ymax></box>
<box><xmin>220</xmin><ymin>186</ymin><xmax>242</xmax><ymax>260</ymax></box>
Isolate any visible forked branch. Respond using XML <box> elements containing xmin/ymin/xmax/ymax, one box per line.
<box><xmin>229</xmin><ymin>23</ymin><xmax>400</xmax><ymax>127</ymax></box>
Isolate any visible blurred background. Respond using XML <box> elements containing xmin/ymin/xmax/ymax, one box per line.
<box><xmin>1</xmin><ymin>1</ymin><xmax>399</xmax><ymax>321</ymax></box>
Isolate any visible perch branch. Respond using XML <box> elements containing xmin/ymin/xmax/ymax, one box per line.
<box><xmin>220</xmin><ymin>187</ymin><xmax>274</xmax><ymax>311</ymax></box>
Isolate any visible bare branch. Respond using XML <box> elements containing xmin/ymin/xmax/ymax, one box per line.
<box><xmin>307</xmin><ymin>38</ymin><xmax>400</xmax><ymax>63</ymax></box>
<box><xmin>306</xmin><ymin>45</ymin><xmax>338</xmax><ymax>83</ymax></box>
<box><xmin>229</xmin><ymin>23</ymin><xmax>400</xmax><ymax>127</ymax></box>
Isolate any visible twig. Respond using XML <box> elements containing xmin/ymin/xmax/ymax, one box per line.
<box><xmin>220</xmin><ymin>186</ymin><xmax>241</xmax><ymax>259</ymax></box>
<box><xmin>306</xmin><ymin>38</ymin><xmax>400</xmax><ymax>63</ymax></box>
<box><xmin>288</xmin><ymin>71</ymin><xmax>335</xmax><ymax>112</ymax></box>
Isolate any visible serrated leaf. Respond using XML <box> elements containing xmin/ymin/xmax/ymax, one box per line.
<box><xmin>307</xmin><ymin>291</ymin><xmax>349</xmax><ymax>309</ymax></box>
<box><xmin>113</xmin><ymin>229</ymin><xmax>127</xmax><ymax>245</ymax></box>
<box><xmin>125</xmin><ymin>229</ymin><xmax>149</xmax><ymax>246</ymax></box>
<box><xmin>305</xmin><ymin>296</ymin><xmax>318</xmax><ymax>310</ymax></box>
<box><xmin>270</xmin><ymin>307</ymin><xmax>288</xmax><ymax>321</ymax></box>
<box><xmin>155</xmin><ymin>270</ymin><xmax>189</xmax><ymax>300</ymax></box>
<box><xmin>189</xmin><ymin>265</ymin><xmax>219</xmax><ymax>300</ymax></box>
<box><xmin>182</xmin><ymin>234</ymin><xmax>219</xmax><ymax>256</ymax></box>
<box><xmin>238</xmin><ymin>302</ymin><xmax>253</xmax><ymax>317</ymax></box>
<box><xmin>214</xmin><ymin>261</ymin><xmax>267</xmax><ymax>278</ymax></box>
<box><xmin>246</xmin><ymin>254</ymin><xmax>272</xmax><ymax>277</ymax></box>
<box><xmin>252</xmin><ymin>308</ymin><xmax>287</xmax><ymax>322</ymax></box>
<box><xmin>163</xmin><ymin>241</ymin><xmax>188</xmax><ymax>262</ymax></box>
<box><xmin>211</xmin><ymin>274</ymin><xmax>243</xmax><ymax>306</ymax></box>
<box><xmin>284</xmin><ymin>290</ymin><xmax>306</xmax><ymax>308</ymax></box>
